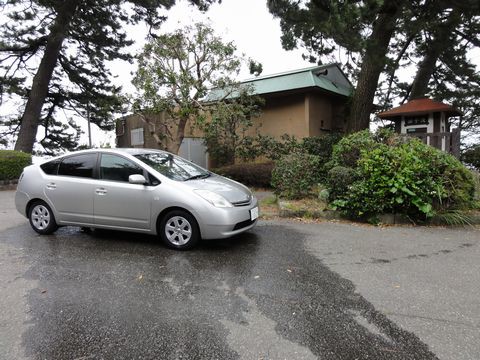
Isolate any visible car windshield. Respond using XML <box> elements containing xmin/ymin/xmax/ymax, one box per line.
<box><xmin>134</xmin><ymin>152</ymin><xmax>210</xmax><ymax>181</ymax></box>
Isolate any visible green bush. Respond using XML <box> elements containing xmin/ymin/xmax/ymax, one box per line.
<box><xmin>271</xmin><ymin>152</ymin><xmax>322</xmax><ymax>199</ymax></box>
<box><xmin>0</xmin><ymin>150</ymin><xmax>32</xmax><ymax>181</ymax></box>
<box><xmin>215</xmin><ymin>162</ymin><xmax>273</xmax><ymax>188</ymax></box>
<box><xmin>327</xmin><ymin>166</ymin><xmax>356</xmax><ymax>199</ymax></box>
<box><xmin>471</xmin><ymin>170</ymin><xmax>480</xmax><ymax>204</ymax></box>
<box><xmin>331</xmin><ymin>138</ymin><xmax>475</xmax><ymax>221</ymax></box>
<box><xmin>462</xmin><ymin>145</ymin><xmax>480</xmax><ymax>171</ymax></box>
<box><xmin>328</xmin><ymin>128</ymin><xmax>400</xmax><ymax>169</ymax></box>
<box><xmin>329</xmin><ymin>129</ymin><xmax>377</xmax><ymax>168</ymax></box>
<box><xmin>255</xmin><ymin>134</ymin><xmax>300</xmax><ymax>161</ymax></box>
<box><xmin>302</xmin><ymin>133</ymin><xmax>342</xmax><ymax>181</ymax></box>
<box><xmin>302</xmin><ymin>132</ymin><xmax>342</xmax><ymax>158</ymax></box>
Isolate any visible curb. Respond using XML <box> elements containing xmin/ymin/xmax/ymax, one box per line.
<box><xmin>0</xmin><ymin>179</ymin><xmax>18</xmax><ymax>191</ymax></box>
<box><xmin>278</xmin><ymin>199</ymin><xmax>480</xmax><ymax>226</ymax></box>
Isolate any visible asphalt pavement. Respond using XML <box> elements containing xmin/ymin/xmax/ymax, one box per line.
<box><xmin>0</xmin><ymin>190</ymin><xmax>479</xmax><ymax>360</ymax></box>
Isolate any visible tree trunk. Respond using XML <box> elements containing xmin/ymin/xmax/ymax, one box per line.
<box><xmin>408</xmin><ymin>50</ymin><xmax>440</xmax><ymax>100</ymax></box>
<box><xmin>14</xmin><ymin>2</ymin><xmax>79</xmax><ymax>153</ymax></box>
<box><xmin>408</xmin><ymin>11</ymin><xmax>460</xmax><ymax>100</ymax></box>
<box><xmin>347</xmin><ymin>0</ymin><xmax>404</xmax><ymax>133</ymax></box>
<box><xmin>169</xmin><ymin>117</ymin><xmax>188</xmax><ymax>154</ymax></box>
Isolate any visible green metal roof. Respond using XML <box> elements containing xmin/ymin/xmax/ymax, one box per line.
<box><xmin>206</xmin><ymin>64</ymin><xmax>353</xmax><ymax>101</ymax></box>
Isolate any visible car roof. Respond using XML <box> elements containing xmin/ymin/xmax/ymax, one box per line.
<box><xmin>40</xmin><ymin>148</ymin><xmax>170</xmax><ymax>163</ymax></box>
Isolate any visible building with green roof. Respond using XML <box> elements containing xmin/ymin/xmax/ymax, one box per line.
<box><xmin>218</xmin><ymin>63</ymin><xmax>354</xmax><ymax>141</ymax></box>
<box><xmin>117</xmin><ymin>63</ymin><xmax>354</xmax><ymax>168</ymax></box>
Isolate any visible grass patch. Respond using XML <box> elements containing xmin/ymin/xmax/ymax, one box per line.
<box><xmin>280</xmin><ymin>198</ymin><xmax>328</xmax><ymax>217</ymax></box>
<box><xmin>260</xmin><ymin>195</ymin><xmax>278</xmax><ymax>206</ymax></box>
<box><xmin>258</xmin><ymin>195</ymin><xmax>279</xmax><ymax>218</ymax></box>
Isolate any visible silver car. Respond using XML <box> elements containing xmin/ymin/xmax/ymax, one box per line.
<box><xmin>15</xmin><ymin>148</ymin><xmax>258</xmax><ymax>249</ymax></box>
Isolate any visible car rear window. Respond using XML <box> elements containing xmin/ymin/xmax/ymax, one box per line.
<box><xmin>40</xmin><ymin>159</ymin><xmax>60</xmax><ymax>175</ymax></box>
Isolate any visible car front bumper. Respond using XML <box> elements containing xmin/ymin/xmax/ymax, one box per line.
<box><xmin>198</xmin><ymin>198</ymin><xmax>259</xmax><ymax>240</ymax></box>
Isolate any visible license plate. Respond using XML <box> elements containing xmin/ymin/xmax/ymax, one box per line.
<box><xmin>250</xmin><ymin>207</ymin><xmax>259</xmax><ymax>221</ymax></box>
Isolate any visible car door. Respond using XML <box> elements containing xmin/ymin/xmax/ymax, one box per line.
<box><xmin>93</xmin><ymin>153</ymin><xmax>153</xmax><ymax>230</ymax></box>
<box><xmin>44</xmin><ymin>153</ymin><xmax>97</xmax><ymax>225</ymax></box>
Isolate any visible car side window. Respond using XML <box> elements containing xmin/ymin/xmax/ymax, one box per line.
<box><xmin>40</xmin><ymin>159</ymin><xmax>60</xmax><ymax>175</ymax></box>
<box><xmin>100</xmin><ymin>154</ymin><xmax>144</xmax><ymax>183</ymax></box>
<box><xmin>58</xmin><ymin>154</ymin><xmax>97</xmax><ymax>178</ymax></box>
<box><xmin>148</xmin><ymin>173</ymin><xmax>161</xmax><ymax>186</ymax></box>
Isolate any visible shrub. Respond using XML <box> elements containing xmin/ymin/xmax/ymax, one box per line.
<box><xmin>327</xmin><ymin>166</ymin><xmax>356</xmax><ymax>199</ymax></box>
<box><xmin>471</xmin><ymin>171</ymin><xmax>480</xmax><ymax>205</ymax></box>
<box><xmin>302</xmin><ymin>132</ymin><xmax>342</xmax><ymax>159</ymax></box>
<box><xmin>214</xmin><ymin>162</ymin><xmax>274</xmax><ymax>188</ymax></box>
<box><xmin>329</xmin><ymin>129</ymin><xmax>377</xmax><ymax>168</ymax></box>
<box><xmin>271</xmin><ymin>152</ymin><xmax>322</xmax><ymax>199</ymax></box>
<box><xmin>302</xmin><ymin>133</ymin><xmax>342</xmax><ymax>181</ymax></box>
<box><xmin>255</xmin><ymin>134</ymin><xmax>300</xmax><ymax>161</ymax></box>
<box><xmin>462</xmin><ymin>145</ymin><xmax>480</xmax><ymax>171</ymax></box>
<box><xmin>332</xmin><ymin>138</ymin><xmax>475</xmax><ymax>221</ymax></box>
<box><xmin>0</xmin><ymin>150</ymin><xmax>32</xmax><ymax>181</ymax></box>
<box><xmin>328</xmin><ymin>128</ymin><xmax>400</xmax><ymax>169</ymax></box>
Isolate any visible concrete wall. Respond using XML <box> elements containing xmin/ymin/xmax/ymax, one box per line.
<box><xmin>116</xmin><ymin>113</ymin><xmax>201</xmax><ymax>149</ymax></box>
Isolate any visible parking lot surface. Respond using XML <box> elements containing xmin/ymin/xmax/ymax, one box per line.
<box><xmin>0</xmin><ymin>191</ymin><xmax>478</xmax><ymax>359</ymax></box>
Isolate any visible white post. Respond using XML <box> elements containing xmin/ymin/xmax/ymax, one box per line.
<box><xmin>87</xmin><ymin>102</ymin><xmax>92</xmax><ymax>148</ymax></box>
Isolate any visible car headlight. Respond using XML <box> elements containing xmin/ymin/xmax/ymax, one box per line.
<box><xmin>194</xmin><ymin>189</ymin><xmax>233</xmax><ymax>208</ymax></box>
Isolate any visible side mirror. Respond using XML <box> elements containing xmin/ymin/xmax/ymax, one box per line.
<box><xmin>129</xmin><ymin>174</ymin><xmax>147</xmax><ymax>185</ymax></box>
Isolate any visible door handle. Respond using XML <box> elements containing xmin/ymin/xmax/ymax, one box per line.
<box><xmin>95</xmin><ymin>188</ymin><xmax>107</xmax><ymax>195</ymax></box>
<box><xmin>46</xmin><ymin>182</ymin><xmax>56</xmax><ymax>190</ymax></box>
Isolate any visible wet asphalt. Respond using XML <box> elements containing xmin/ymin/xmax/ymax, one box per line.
<box><xmin>1</xmin><ymin>186</ymin><xmax>479</xmax><ymax>360</ymax></box>
<box><xmin>0</xmin><ymin>219</ymin><xmax>453</xmax><ymax>360</ymax></box>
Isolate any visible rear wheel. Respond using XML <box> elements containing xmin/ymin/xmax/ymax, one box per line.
<box><xmin>28</xmin><ymin>201</ymin><xmax>58</xmax><ymax>235</ymax></box>
<box><xmin>159</xmin><ymin>210</ymin><xmax>200</xmax><ymax>250</ymax></box>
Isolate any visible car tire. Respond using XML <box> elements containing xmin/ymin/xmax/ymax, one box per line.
<box><xmin>159</xmin><ymin>210</ymin><xmax>200</xmax><ymax>250</ymax></box>
<box><xmin>28</xmin><ymin>201</ymin><xmax>58</xmax><ymax>235</ymax></box>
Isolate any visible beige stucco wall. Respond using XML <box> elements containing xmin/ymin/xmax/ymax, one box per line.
<box><xmin>117</xmin><ymin>91</ymin><xmax>349</xmax><ymax>153</ymax></box>
<box><xmin>306</xmin><ymin>93</ymin><xmax>332</xmax><ymax>136</ymax></box>
<box><xmin>250</xmin><ymin>91</ymin><xmax>349</xmax><ymax>139</ymax></box>
<box><xmin>251</xmin><ymin>93</ymin><xmax>308</xmax><ymax>139</ymax></box>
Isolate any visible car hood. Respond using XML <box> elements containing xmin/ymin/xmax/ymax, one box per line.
<box><xmin>181</xmin><ymin>175</ymin><xmax>252</xmax><ymax>204</ymax></box>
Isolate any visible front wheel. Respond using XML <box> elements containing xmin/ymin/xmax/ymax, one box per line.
<box><xmin>28</xmin><ymin>201</ymin><xmax>58</xmax><ymax>235</ymax></box>
<box><xmin>159</xmin><ymin>210</ymin><xmax>200</xmax><ymax>250</ymax></box>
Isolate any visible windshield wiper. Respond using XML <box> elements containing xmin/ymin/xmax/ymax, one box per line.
<box><xmin>184</xmin><ymin>173</ymin><xmax>211</xmax><ymax>181</ymax></box>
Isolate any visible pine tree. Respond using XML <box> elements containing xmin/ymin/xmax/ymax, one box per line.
<box><xmin>0</xmin><ymin>0</ymin><xmax>217</xmax><ymax>154</ymax></box>
<box><xmin>267</xmin><ymin>0</ymin><xmax>480</xmax><ymax>137</ymax></box>
<box><xmin>267</xmin><ymin>0</ymin><xmax>408</xmax><ymax>133</ymax></box>
<box><xmin>382</xmin><ymin>1</ymin><xmax>480</xmax><ymax>143</ymax></box>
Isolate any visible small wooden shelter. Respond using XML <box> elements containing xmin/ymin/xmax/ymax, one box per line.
<box><xmin>377</xmin><ymin>98</ymin><xmax>462</xmax><ymax>157</ymax></box>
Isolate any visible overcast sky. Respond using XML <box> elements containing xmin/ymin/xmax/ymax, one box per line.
<box><xmin>111</xmin><ymin>0</ymin><xmax>313</xmax><ymax>93</ymax></box>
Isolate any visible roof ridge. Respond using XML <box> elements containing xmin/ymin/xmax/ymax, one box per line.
<box><xmin>241</xmin><ymin>63</ymin><xmax>338</xmax><ymax>83</ymax></box>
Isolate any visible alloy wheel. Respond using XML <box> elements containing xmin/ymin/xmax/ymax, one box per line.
<box><xmin>165</xmin><ymin>216</ymin><xmax>192</xmax><ymax>246</ymax></box>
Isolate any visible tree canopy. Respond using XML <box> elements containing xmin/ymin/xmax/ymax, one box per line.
<box><xmin>0</xmin><ymin>0</ymin><xmax>218</xmax><ymax>154</ymax></box>
<box><xmin>268</xmin><ymin>0</ymin><xmax>480</xmax><ymax>140</ymax></box>
<box><xmin>132</xmin><ymin>22</ymin><xmax>263</xmax><ymax>157</ymax></box>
